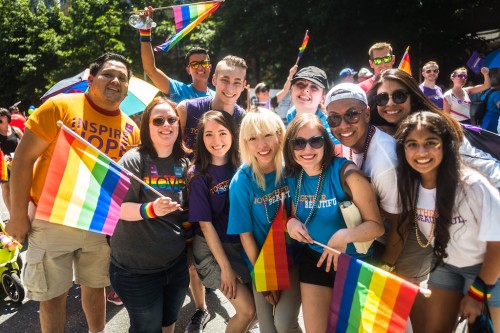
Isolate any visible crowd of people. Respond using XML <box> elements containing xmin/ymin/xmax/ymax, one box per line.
<box><xmin>1</xmin><ymin>16</ymin><xmax>500</xmax><ymax>333</ymax></box>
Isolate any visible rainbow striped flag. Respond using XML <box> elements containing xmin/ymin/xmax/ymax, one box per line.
<box><xmin>35</xmin><ymin>125</ymin><xmax>130</xmax><ymax>236</ymax></box>
<box><xmin>155</xmin><ymin>1</ymin><xmax>222</xmax><ymax>52</ymax></box>
<box><xmin>327</xmin><ymin>253</ymin><xmax>419</xmax><ymax>332</ymax></box>
<box><xmin>296</xmin><ymin>30</ymin><xmax>309</xmax><ymax>64</ymax></box>
<box><xmin>0</xmin><ymin>150</ymin><xmax>8</xmax><ymax>183</ymax></box>
<box><xmin>398</xmin><ymin>46</ymin><xmax>412</xmax><ymax>76</ymax></box>
<box><xmin>251</xmin><ymin>197</ymin><xmax>290</xmax><ymax>292</ymax></box>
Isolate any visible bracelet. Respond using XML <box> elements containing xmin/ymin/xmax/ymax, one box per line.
<box><xmin>467</xmin><ymin>276</ymin><xmax>495</xmax><ymax>303</ymax></box>
<box><xmin>140</xmin><ymin>202</ymin><xmax>158</xmax><ymax>219</ymax></box>
<box><xmin>140</xmin><ymin>29</ymin><xmax>152</xmax><ymax>42</ymax></box>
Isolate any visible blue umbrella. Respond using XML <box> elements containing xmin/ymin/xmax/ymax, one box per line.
<box><xmin>484</xmin><ymin>49</ymin><xmax>500</xmax><ymax>69</ymax></box>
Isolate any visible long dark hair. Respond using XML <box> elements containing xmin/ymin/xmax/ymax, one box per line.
<box><xmin>138</xmin><ymin>96</ymin><xmax>190</xmax><ymax>160</ymax></box>
<box><xmin>395</xmin><ymin>111</ymin><xmax>461</xmax><ymax>269</ymax></box>
<box><xmin>283</xmin><ymin>113</ymin><xmax>334</xmax><ymax>177</ymax></box>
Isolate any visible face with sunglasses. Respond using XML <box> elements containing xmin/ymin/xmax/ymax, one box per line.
<box><xmin>450</xmin><ymin>69</ymin><xmax>468</xmax><ymax>87</ymax></box>
<box><xmin>290</xmin><ymin>124</ymin><xmax>325</xmax><ymax>172</ymax></box>
<box><xmin>149</xmin><ymin>104</ymin><xmax>180</xmax><ymax>150</ymax></box>
<box><xmin>186</xmin><ymin>54</ymin><xmax>211</xmax><ymax>80</ymax></box>
<box><xmin>369</xmin><ymin>48</ymin><xmax>395</xmax><ymax>76</ymax></box>
<box><xmin>326</xmin><ymin>99</ymin><xmax>370</xmax><ymax>152</ymax></box>
<box><xmin>422</xmin><ymin>67</ymin><xmax>439</xmax><ymax>81</ymax></box>
<box><xmin>375</xmin><ymin>80</ymin><xmax>412</xmax><ymax>125</ymax></box>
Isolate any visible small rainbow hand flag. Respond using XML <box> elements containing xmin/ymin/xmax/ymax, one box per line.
<box><xmin>155</xmin><ymin>1</ymin><xmax>223</xmax><ymax>52</ymax></box>
<box><xmin>398</xmin><ymin>46</ymin><xmax>412</xmax><ymax>76</ymax></box>
<box><xmin>35</xmin><ymin>124</ymin><xmax>131</xmax><ymax>236</ymax></box>
<box><xmin>0</xmin><ymin>150</ymin><xmax>8</xmax><ymax>183</ymax></box>
<box><xmin>327</xmin><ymin>253</ymin><xmax>419</xmax><ymax>333</ymax></box>
<box><xmin>251</xmin><ymin>197</ymin><xmax>290</xmax><ymax>292</ymax></box>
<box><xmin>295</xmin><ymin>30</ymin><xmax>309</xmax><ymax>65</ymax></box>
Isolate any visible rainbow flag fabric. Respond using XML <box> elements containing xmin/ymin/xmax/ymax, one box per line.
<box><xmin>35</xmin><ymin>125</ymin><xmax>130</xmax><ymax>236</ymax></box>
<box><xmin>296</xmin><ymin>31</ymin><xmax>310</xmax><ymax>62</ymax></box>
<box><xmin>0</xmin><ymin>150</ymin><xmax>8</xmax><ymax>183</ymax></box>
<box><xmin>251</xmin><ymin>197</ymin><xmax>290</xmax><ymax>292</ymax></box>
<box><xmin>155</xmin><ymin>1</ymin><xmax>222</xmax><ymax>52</ymax></box>
<box><xmin>327</xmin><ymin>253</ymin><xmax>419</xmax><ymax>333</ymax></box>
<box><xmin>398</xmin><ymin>46</ymin><xmax>412</xmax><ymax>76</ymax></box>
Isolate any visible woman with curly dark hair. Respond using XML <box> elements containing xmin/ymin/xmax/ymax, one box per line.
<box><xmin>395</xmin><ymin>111</ymin><xmax>500</xmax><ymax>332</ymax></box>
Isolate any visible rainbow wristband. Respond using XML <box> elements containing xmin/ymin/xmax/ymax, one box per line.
<box><xmin>467</xmin><ymin>276</ymin><xmax>494</xmax><ymax>303</ymax></box>
<box><xmin>140</xmin><ymin>29</ymin><xmax>152</xmax><ymax>42</ymax></box>
<box><xmin>140</xmin><ymin>202</ymin><xmax>158</xmax><ymax>219</ymax></box>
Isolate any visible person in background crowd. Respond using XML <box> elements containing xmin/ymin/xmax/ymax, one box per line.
<box><xmin>110</xmin><ymin>97</ymin><xmax>189</xmax><ymax>333</ymax></box>
<box><xmin>358</xmin><ymin>42</ymin><xmax>395</xmax><ymax>92</ymax></box>
<box><xmin>395</xmin><ymin>111</ymin><xmax>500</xmax><ymax>333</ymax></box>
<box><xmin>6</xmin><ymin>52</ymin><xmax>141</xmax><ymax>333</ymax></box>
<box><xmin>251</xmin><ymin>65</ymin><xmax>298</xmax><ymax>111</ymax></box>
<box><xmin>480</xmin><ymin>67</ymin><xmax>500</xmax><ymax>133</ymax></box>
<box><xmin>419</xmin><ymin>61</ymin><xmax>444</xmax><ymax>109</ymax></box>
<box><xmin>443</xmin><ymin>67</ymin><xmax>490</xmax><ymax>123</ymax></box>
<box><xmin>9</xmin><ymin>102</ymin><xmax>26</xmax><ymax>132</ymax></box>
<box><xmin>357</xmin><ymin>67</ymin><xmax>373</xmax><ymax>83</ymax></box>
<box><xmin>339</xmin><ymin>68</ymin><xmax>357</xmax><ymax>83</ymax></box>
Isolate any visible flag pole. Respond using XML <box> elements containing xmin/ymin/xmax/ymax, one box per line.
<box><xmin>313</xmin><ymin>240</ymin><xmax>432</xmax><ymax>297</ymax></box>
<box><xmin>129</xmin><ymin>0</ymin><xmax>225</xmax><ymax>14</ymax></box>
<box><xmin>56</xmin><ymin>121</ymin><xmax>181</xmax><ymax>207</ymax></box>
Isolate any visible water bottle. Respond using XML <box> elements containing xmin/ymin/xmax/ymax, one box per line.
<box><xmin>129</xmin><ymin>14</ymin><xmax>157</xmax><ymax>29</ymax></box>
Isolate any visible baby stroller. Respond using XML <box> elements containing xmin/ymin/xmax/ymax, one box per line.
<box><xmin>0</xmin><ymin>220</ymin><xmax>25</xmax><ymax>303</ymax></box>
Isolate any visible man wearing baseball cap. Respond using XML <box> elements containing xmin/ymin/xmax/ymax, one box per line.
<box><xmin>325</xmin><ymin>83</ymin><xmax>429</xmax><ymax>332</ymax></box>
<box><xmin>339</xmin><ymin>68</ymin><xmax>357</xmax><ymax>83</ymax></box>
<box><xmin>286</xmin><ymin>66</ymin><xmax>338</xmax><ymax>143</ymax></box>
<box><xmin>357</xmin><ymin>67</ymin><xmax>373</xmax><ymax>83</ymax></box>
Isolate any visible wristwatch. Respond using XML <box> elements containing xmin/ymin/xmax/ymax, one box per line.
<box><xmin>380</xmin><ymin>264</ymin><xmax>395</xmax><ymax>272</ymax></box>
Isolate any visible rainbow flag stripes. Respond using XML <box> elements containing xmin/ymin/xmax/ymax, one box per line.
<box><xmin>327</xmin><ymin>253</ymin><xmax>419</xmax><ymax>333</ymax></box>
<box><xmin>298</xmin><ymin>32</ymin><xmax>309</xmax><ymax>58</ymax></box>
<box><xmin>251</xmin><ymin>199</ymin><xmax>290</xmax><ymax>292</ymax></box>
<box><xmin>398</xmin><ymin>46</ymin><xmax>412</xmax><ymax>76</ymax></box>
<box><xmin>155</xmin><ymin>1</ymin><xmax>222</xmax><ymax>52</ymax></box>
<box><xmin>0</xmin><ymin>150</ymin><xmax>8</xmax><ymax>183</ymax></box>
<box><xmin>35</xmin><ymin>126</ymin><xmax>130</xmax><ymax>236</ymax></box>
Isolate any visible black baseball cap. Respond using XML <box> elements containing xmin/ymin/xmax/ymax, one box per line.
<box><xmin>291</xmin><ymin>66</ymin><xmax>328</xmax><ymax>89</ymax></box>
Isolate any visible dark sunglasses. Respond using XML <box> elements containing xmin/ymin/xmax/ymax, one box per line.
<box><xmin>371</xmin><ymin>56</ymin><xmax>392</xmax><ymax>65</ymax></box>
<box><xmin>452</xmin><ymin>73</ymin><xmax>467</xmax><ymax>79</ymax></box>
<box><xmin>151</xmin><ymin>116</ymin><xmax>179</xmax><ymax>126</ymax></box>
<box><xmin>290</xmin><ymin>136</ymin><xmax>325</xmax><ymax>150</ymax></box>
<box><xmin>189</xmin><ymin>60</ymin><xmax>210</xmax><ymax>69</ymax></box>
<box><xmin>327</xmin><ymin>109</ymin><xmax>364</xmax><ymax>128</ymax></box>
<box><xmin>425</xmin><ymin>69</ymin><xmax>439</xmax><ymax>74</ymax></box>
<box><xmin>374</xmin><ymin>89</ymin><xmax>410</xmax><ymax>106</ymax></box>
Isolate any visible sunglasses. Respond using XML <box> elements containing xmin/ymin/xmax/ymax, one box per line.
<box><xmin>374</xmin><ymin>89</ymin><xmax>410</xmax><ymax>106</ymax></box>
<box><xmin>290</xmin><ymin>136</ymin><xmax>325</xmax><ymax>150</ymax></box>
<box><xmin>371</xmin><ymin>56</ymin><xmax>392</xmax><ymax>65</ymax></box>
<box><xmin>452</xmin><ymin>73</ymin><xmax>467</xmax><ymax>79</ymax></box>
<box><xmin>425</xmin><ymin>69</ymin><xmax>439</xmax><ymax>74</ymax></box>
<box><xmin>189</xmin><ymin>60</ymin><xmax>210</xmax><ymax>69</ymax></box>
<box><xmin>151</xmin><ymin>116</ymin><xmax>179</xmax><ymax>127</ymax></box>
<box><xmin>327</xmin><ymin>109</ymin><xmax>364</xmax><ymax>128</ymax></box>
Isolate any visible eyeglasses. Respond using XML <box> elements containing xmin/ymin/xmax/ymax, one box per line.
<box><xmin>151</xmin><ymin>116</ymin><xmax>179</xmax><ymax>126</ymax></box>
<box><xmin>374</xmin><ymin>89</ymin><xmax>410</xmax><ymax>106</ymax></box>
<box><xmin>371</xmin><ymin>56</ymin><xmax>392</xmax><ymax>65</ymax></box>
<box><xmin>425</xmin><ymin>69</ymin><xmax>439</xmax><ymax>74</ymax></box>
<box><xmin>327</xmin><ymin>109</ymin><xmax>365</xmax><ymax>128</ymax></box>
<box><xmin>290</xmin><ymin>136</ymin><xmax>325</xmax><ymax>150</ymax></box>
<box><xmin>404</xmin><ymin>140</ymin><xmax>442</xmax><ymax>152</ymax></box>
<box><xmin>452</xmin><ymin>73</ymin><xmax>467</xmax><ymax>79</ymax></box>
<box><xmin>189</xmin><ymin>60</ymin><xmax>210</xmax><ymax>69</ymax></box>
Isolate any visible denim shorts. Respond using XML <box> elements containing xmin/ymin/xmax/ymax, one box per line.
<box><xmin>428</xmin><ymin>262</ymin><xmax>500</xmax><ymax>307</ymax></box>
<box><xmin>110</xmin><ymin>253</ymin><xmax>189</xmax><ymax>331</ymax></box>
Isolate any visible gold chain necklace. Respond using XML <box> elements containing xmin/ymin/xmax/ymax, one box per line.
<box><xmin>414</xmin><ymin>181</ymin><xmax>436</xmax><ymax>248</ymax></box>
<box><xmin>293</xmin><ymin>165</ymin><xmax>325</xmax><ymax>226</ymax></box>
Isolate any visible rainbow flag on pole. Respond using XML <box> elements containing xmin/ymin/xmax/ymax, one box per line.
<box><xmin>398</xmin><ymin>46</ymin><xmax>412</xmax><ymax>76</ymax></box>
<box><xmin>327</xmin><ymin>253</ymin><xmax>419</xmax><ymax>332</ymax></box>
<box><xmin>155</xmin><ymin>1</ymin><xmax>223</xmax><ymax>52</ymax></box>
<box><xmin>251</xmin><ymin>197</ymin><xmax>290</xmax><ymax>292</ymax></box>
<box><xmin>0</xmin><ymin>150</ymin><xmax>8</xmax><ymax>183</ymax></box>
<box><xmin>35</xmin><ymin>125</ymin><xmax>130</xmax><ymax>236</ymax></box>
<box><xmin>295</xmin><ymin>30</ymin><xmax>309</xmax><ymax>65</ymax></box>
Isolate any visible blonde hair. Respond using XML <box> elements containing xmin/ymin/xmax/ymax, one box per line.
<box><xmin>215</xmin><ymin>55</ymin><xmax>248</xmax><ymax>76</ymax></box>
<box><xmin>422</xmin><ymin>61</ymin><xmax>439</xmax><ymax>71</ymax></box>
<box><xmin>239</xmin><ymin>108</ymin><xmax>285</xmax><ymax>190</ymax></box>
<box><xmin>368</xmin><ymin>42</ymin><xmax>393</xmax><ymax>58</ymax></box>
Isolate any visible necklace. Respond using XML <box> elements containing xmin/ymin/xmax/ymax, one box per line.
<box><xmin>262</xmin><ymin>178</ymin><xmax>284</xmax><ymax>224</ymax></box>
<box><xmin>414</xmin><ymin>181</ymin><xmax>437</xmax><ymax>248</ymax></box>
<box><xmin>349</xmin><ymin>125</ymin><xmax>375</xmax><ymax>170</ymax></box>
<box><xmin>293</xmin><ymin>165</ymin><xmax>325</xmax><ymax>226</ymax></box>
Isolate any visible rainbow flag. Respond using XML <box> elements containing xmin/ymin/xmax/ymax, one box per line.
<box><xmin>296</xmin><ymin>30</ymin><xmax>309</xmax><ymax>64</ymax></box>
<box><xmin>0</xmin><ymin>150</ymin><xmax>8</xmax><ymax>183</ymax></box>
<box><xmin>327</xmin><ymin>253</ymin><xmax>419</xmax><ymax>333</ymax></box>
<box><xmin>35</xmin><ymin>125</ymin><xmax>131</xmax><ymax>236</ymax></box>
<box><xmin>155</xmin><ymin>1</ymin><xmax>222</xmax><ymax>52</ymax></box>
<box><xmin>251</xmin><ymin>197</ymin><xmax>290</xmax><ymax>292</ymax></box>
<box><xmin>398</xmin><ymin>46</ymin><xmax>412</xmax><ymax>76</ymax></box>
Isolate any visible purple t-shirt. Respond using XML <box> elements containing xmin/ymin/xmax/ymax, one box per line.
<box><xmin>419</xmin><ymin>83</ymin><xmax>444</xmax><ymax>109</ymax></box>
<box><xmin>188</xmin><ymin>163</ymin><xmax>240</xmax><ymax>244</ymax></box>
